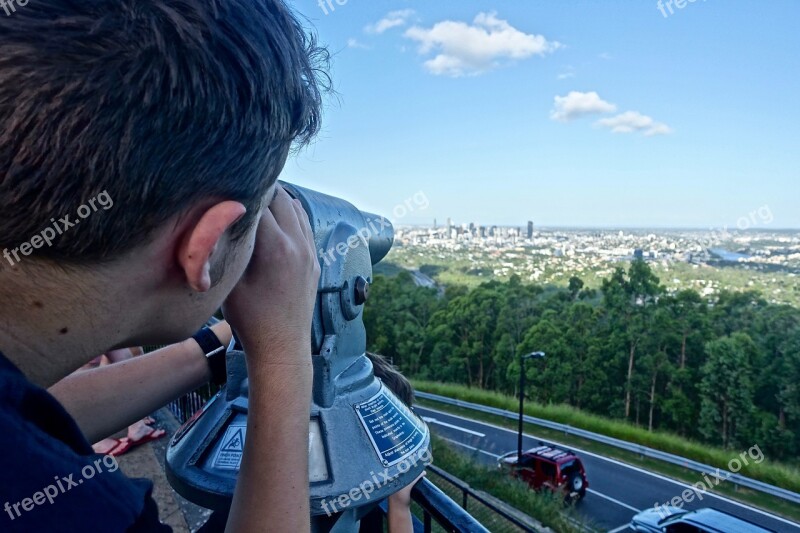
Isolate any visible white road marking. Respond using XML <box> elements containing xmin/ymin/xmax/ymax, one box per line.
<box><xmin>418</xmin><ymin>405</ymin><xmax>800</xmax><ymax>531</ymax></box>
<box><xmin>607</xmin><ymin>524</ymin><xmax>631</xmax><ymax>533</ymax></box>
<box><xmin>587</xmin><ymin>488</ymin><xmax>641</xmax><ymax>513</ymax></box>
<box><xmin>441</xmin><ymin>437</ymin><xmax>500</xmax><ymax>459</ymax></box>
<box><xmin>422</xmin><ymin>416</ymin><xmax>486</xmax><ymax>437</ymax></box>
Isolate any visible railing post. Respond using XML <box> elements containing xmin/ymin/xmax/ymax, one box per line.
<box><xmin>462</xmin><ymin>490</ymin><xmax>468</xmax><ymax>511</ymax></box>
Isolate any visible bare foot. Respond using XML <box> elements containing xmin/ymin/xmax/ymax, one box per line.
<box><xmin>127</xmin><ymin>420</ymin><xmax>166</xmax><ymax>443</ymax></box>
<box><xmin>93</xmin><ymin>438</ymin><xmax>122</xmax><ymax>455</ymax></box>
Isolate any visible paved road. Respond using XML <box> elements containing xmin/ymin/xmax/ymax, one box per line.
<box><xmin>407</xmin><ymin>269</ymin><xmax>437</xmax><ymax>288</ymax></box>
<box><xmin>416</xmin><ymin>405</ymin><xmax>800</xmax><ymax>533</ymax></box>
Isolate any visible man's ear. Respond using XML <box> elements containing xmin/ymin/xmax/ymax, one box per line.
<box><xmin>177</xmin><ymin>201</ymin><xmax>247</xmax><ymax>292</ymax></box>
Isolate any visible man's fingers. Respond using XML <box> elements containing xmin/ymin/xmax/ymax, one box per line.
<box><xmin>246</xmin><ymin>207</ymin><xmax>280</xmax><ymax>267</ymax></box>
<box><xmin>269</xmin><ymin>187</ymin><xmax>303</xmax><ymax>233</ymax></box>
<box><xmin>249</xmin><ymin>191</ymin><xmax>316</xmax><ymax>275</ymax></box>
<box><xmin>290</xmin><ymin>198</ymin><xmax>314</xmax><ymax>247</ymax></box>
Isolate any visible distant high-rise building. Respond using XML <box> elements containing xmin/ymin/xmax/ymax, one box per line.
<box><xmin>527</xmin><ymin>221</ymin><xmax>534</xmax><ymax>239</ymax></box>
<box><xmin>433</xmin><ymin>218</ymin><xmax>437</xmax><ymax>229</ymax></box>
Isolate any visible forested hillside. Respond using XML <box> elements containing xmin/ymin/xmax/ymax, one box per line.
<box><xmin>363</xmin><ymin>260</ymin><xmax>800</xmax><ymax>461</ymax></box>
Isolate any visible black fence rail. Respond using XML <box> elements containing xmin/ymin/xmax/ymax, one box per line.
<box><xmin>422</xmin><ymin>465</ymin><xmax>539</xmax><ymax>533</ymax></box>
<box><xmin>409</xmin><ymin>476</ymin><xmax>490</xmax><ymax>533</ymax></box>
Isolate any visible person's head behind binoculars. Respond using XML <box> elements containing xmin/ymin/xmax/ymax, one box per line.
<box><xmin>367</xmin><ymin>353</ymin><xmax>414</xmax><ymax>407</ymax></box>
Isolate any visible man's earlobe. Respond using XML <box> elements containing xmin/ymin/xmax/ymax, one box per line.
<box><xmin>177</xmin><ymin>202</ymin><xmax>247</xmax><ymax>292</ymax></box>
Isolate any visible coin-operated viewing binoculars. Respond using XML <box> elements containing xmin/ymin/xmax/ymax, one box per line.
<box><xmin>166</xmin><ymin>182</ymin><xmax>431</xmax><ymax>531</ymax></box>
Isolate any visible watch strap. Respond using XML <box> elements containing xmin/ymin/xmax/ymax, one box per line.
<box><xmin>193</xmin><ymin>326</ymin><xmax>227</xmax><ymax>385</ymax></box>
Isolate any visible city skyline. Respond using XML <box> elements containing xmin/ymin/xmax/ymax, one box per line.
<box><xmin>395</xmin><ymin>220</ymin><xmax>798</xmax><ymax>232</ymax></box>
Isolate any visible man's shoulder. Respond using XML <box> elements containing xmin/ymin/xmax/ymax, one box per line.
<box><xmin>0</xmin><ymin>351</ymin><xmax>170</xmax><ymax>532</ymax></box>
<box><xmin>0</xmin><ymin>349</ymin><xmax>26</xmax><ymax>401</ymax></box>
<box><xmin>0</xmin><ymin>349</ymin><xmax>92</xmax><ymax>453</ymax></box>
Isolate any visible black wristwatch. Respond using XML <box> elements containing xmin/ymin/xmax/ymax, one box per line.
<box><xmin>192</xmin><ymin>326</ymin><xmax>228</xmax><ymax>385</ymax></box>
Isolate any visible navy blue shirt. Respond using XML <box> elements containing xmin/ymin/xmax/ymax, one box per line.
<box><xmin>0</xmin><ymin>350</ymin><xmax>171</xmax><ymax>532</ymax></box>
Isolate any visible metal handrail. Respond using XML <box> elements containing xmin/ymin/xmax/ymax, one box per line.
<box><xmin>425</xmin><ymin>465</ymin><xmax>536</xmax><ymax>532</ymax></box>
<box><xmin>411</xmin><ymin>477</ymin><xmax>491</xmax><ymax>533</ymax></box>
<box><xmin>416</xmin><ymin>391</ymin><xmax>800</xmax><ymax>505</ymax></box>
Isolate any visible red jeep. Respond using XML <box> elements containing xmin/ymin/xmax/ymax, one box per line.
<box><xmin>498</xmin><ymin>445</ymin><xmax>588</xmax><ymax>501</ymax></box>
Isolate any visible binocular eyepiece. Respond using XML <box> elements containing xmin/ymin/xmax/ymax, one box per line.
<box><xmin>166</xmin><ymin>182</ymin><xmax>431</xmax><ymax>532</ymax></box>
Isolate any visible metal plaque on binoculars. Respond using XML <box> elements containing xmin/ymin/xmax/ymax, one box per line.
<box><xmin>355</xmin><ymin>384</ymin><xmax>427</xmax><ymax>467</ymax></box>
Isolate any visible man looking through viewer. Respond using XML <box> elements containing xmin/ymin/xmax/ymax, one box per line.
<box><xmin>0</xmin><ymin>0</ymin><xmax>327</xmax><ymax>531</ymax></box>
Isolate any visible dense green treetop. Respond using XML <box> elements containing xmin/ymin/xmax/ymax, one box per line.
<box><xmin>364</xmin><ymin>260</ymin><xmax>800</xmax><ymax>461</ymax></box>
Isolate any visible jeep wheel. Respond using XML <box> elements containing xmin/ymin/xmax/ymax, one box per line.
<box><xmin>566</xmin><ymin>473</ymin><xmax>585</xmax><ymax>502</ymax></box>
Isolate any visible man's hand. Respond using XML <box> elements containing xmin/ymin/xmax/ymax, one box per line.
<box><xmin>222</xmin><ymin>186</ymin><xmax>320</xmax><ymax>368</ymax></box>
<box><xmin>222</xmin><ymin>186</ymin><xmax>319</xmax><ymax>532</ymax></box>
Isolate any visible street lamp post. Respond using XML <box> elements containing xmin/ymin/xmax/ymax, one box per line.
<box><xmin>518</xmin><ymin>351</ymin><xmax>545</xmax><ymax>461</ymax></box>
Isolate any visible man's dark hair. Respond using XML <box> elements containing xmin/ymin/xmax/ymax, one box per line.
<box><xmin>367</xmin><ymin>352</ymin><xmax>414</xmax><ymax>407</ymax></box>
<box><xmin>0</xmin><ymin>0</ymin><xmax>327</xmax><ymax>263</ymax></box>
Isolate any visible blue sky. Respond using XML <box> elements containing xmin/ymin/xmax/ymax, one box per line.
<box><xmin>282</xmin><ymin>1</ymin><xmax>800</xmax><ymax>229</ymax></box>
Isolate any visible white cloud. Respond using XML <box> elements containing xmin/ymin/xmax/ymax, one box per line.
<box><xmin>347</xmin><ymin>38</ymin><xmax>370</xmax><ymax>50</ymax></box>
<box><xmin>365</xmin><ymin>9</ymin><xmax>415</xmax><ymax>34</ymax></box>
<box><xmin>404</xmin><ymin>12</ymin><xmax>560</xmax><ymax>77</ymax></box>
<box><xmin>595</xmin><ymin>111</ymin><xmax>673</xmax><ymax>136</ymax></box>
<box><xmin>550</xmin><ymin>91</ymin><xmax>616</xmax><ymax>122</ymax></box>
